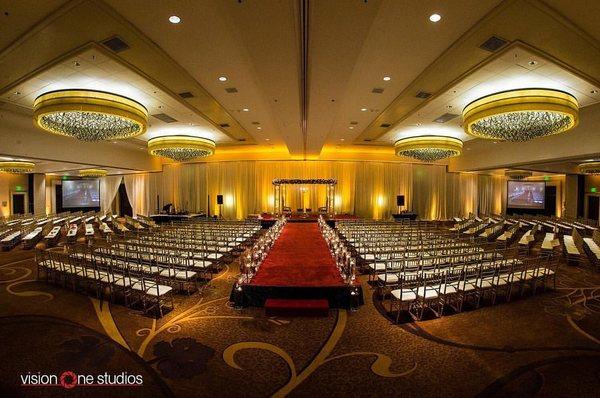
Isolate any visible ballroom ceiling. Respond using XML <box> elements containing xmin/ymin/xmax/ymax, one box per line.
<box><xmin>1</xmin><ymin>0</ymin><xmax>600</xmax><ymax>171</ymax></box>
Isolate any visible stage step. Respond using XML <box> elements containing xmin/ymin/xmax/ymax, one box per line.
<box><xmin>265</xmin><ymin>298</ymin><xmax>329</xmax><ymax>317</ymax></box>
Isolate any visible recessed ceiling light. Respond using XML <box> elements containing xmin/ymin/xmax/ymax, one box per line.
<box><xmin>591</xmin><ymin>89</ymin><xmax>598</xmax><ymax>94</ymax></box>
<box><xmin>257</xmin><ymin>126</ymin><xmax>262</xmax><ymax>130</ymax></box>
<box><xmin>340</xmin><ymin>138</ymin><xmax>345</xmax><ymax>141</ymax></box>
<box><xmin>242</xmin><ymin>108</ymin><xmax>249</xmax><ymax>112</ymax></box>
<box><xmin>265</xmin><ymin>138</ymin><xmax>270</xmax><ymax>141</ymax></box>
<box><xmin>349</xmin><ymin>126</ymin><xmax>354</xmax><ymax>130</ymax></box>
<box><xmin>360</xmin><ymin>108</ymin><xmax>368</xmax><ymax>112</ymax></box>
<box><xmin>169</xmin><ymin>15</ymin><xmax>181</xmax><ymax>24</ymax></box>
<box><xmin>383</xmin><ymin>76</ymin><xmax>391</xmax><ymax>81</ymax></box>
<box><xmin>218</xmin><ymin>76</ymin><xmax>228</xmax><ymax>82</ymax></box>
<box><xmin>429</xmin><ymin>13</ymin><xmax>441</xmax><ymax>22</ymax></box>
<box><xmin>13</xmin><ymin>91</ymin><xmax>20</xmax><ymax>95</ymax></box>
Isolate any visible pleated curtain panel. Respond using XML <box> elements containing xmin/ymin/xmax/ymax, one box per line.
<box><xmin>120</xmin><ymin>160</ymin><xmax>564</xmax><ymax>220</ymax></box>
<box><xmin>100</xmin><ymin>175</ymin><xmax>123</xmax><ymax>213</ymax></box>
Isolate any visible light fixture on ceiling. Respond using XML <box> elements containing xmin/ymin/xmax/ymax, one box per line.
<box><xmin>257</xmin><ymin>126</ymin><xmax>262</xmax><ymax>130</ymax></box>
<box><xmin>505</xmin><ymin>170</ymin><xmax>533</xmax><ymax>180</ymax></box>
<box><xmin>578</xmin><ymin>161</ymin><xmax>600</xmax><ymax>175</ymax></box>
<box><xmin>591</xmin><ymin>90</ymin><xmax>598</xmax><ymax>94</ymax></box>
<box><xmin>0</xmin><ymin>161</ymin><xmax>35</xmax><ymax>174</ymax></box>
<box><xmin>382</xmin><ymin>76</ymin><xmax>391</xmax><ymax>81</ymax></box>
<box><xmin>349</xmin><ymin>126</ymin><xmax>354</xmax><ymax>130</ymax></box>
<box><xmin>462</xmin><ymin>88</ymin><xmax>579</xmax><ymax>141</ymax></box>
<box><xmin>79</xmin><ymin>168</ymin><xmax>108</xmax><ymax>178</ymax></box>
<box><xmin>360</xmin><ymin>108</ymin><xmax>368</xmax><ymax>112</ymax></box>
<box><xmin>148</xmin><ymin>135</ymin><xmax>215</xmax><ymax>162</ymax></box>
<box><xmin>265</xmin><ymin>138</ymin><xmax>270</xmax><ymax>141</ymax></box>
<box><xmin>394</xmin><ymin>136</ymin><xmax>462</xmax><ymax>162</ymax></box>
<box><xmin>242</xmin><ymin>108</ymin><xmax>249</xmax><ymax>112</ymax></box>
<box><xmin>169</xmin><ymin>15</ymin><xmax>181</xmax><ymax>24</ymax></box>
<box><xmin>429</xmin><ymin>13</ymin><xmax>441</xmax><ymax>22</ymax></box>
<box><xmin>33</xmin><ymin>90</ymin><xmax>148</xmax><ymax>141</ymax></box>
<box><xmin>218</xmin><ymin>76</ymin><xmax>228</xmax><ymax>82</ymax></box>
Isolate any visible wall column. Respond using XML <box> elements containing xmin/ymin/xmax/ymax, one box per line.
<box><xmin>33</xmin><ymin>173</ymin><xmax>46</xmax><ymax>215</ymax></box>
<box><xmin>564</xmin><ymin>174</ymin><xmax>579</xmax><ymax>219</ymax></box>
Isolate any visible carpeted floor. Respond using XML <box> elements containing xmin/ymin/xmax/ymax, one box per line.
<box><xmin>0</xmin><ymin>246</ymin><xmax>599</xmax><ymax>397</ymax></box>
<box><xmin>250</xmin><ymin>223</ymin><xmax>344</xmax><ymax>287</ymax></box>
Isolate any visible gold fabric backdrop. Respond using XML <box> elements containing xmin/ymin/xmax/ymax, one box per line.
<box><xmin>130</xmin><ymin>160</ymin><xmax>506</xmax><ymax>220</ymax></box>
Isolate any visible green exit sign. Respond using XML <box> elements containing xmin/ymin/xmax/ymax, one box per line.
<box><xmin>14</xmin><ymin>185</ymin><xmax>24</xmax><ymax>192</ymax></box>
<box><xmin>544</xmin><ymin>176</ymin><xmax>550</xmax><ymax>181</ymax></box>
<box><xmin>592</xmin><ymin>187</ymin><xmax>598</xmax><ymax>193</ymax></box>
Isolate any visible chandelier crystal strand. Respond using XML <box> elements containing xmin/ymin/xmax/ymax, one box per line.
<box><xmin>79</xmin><ymin>168</ymin><xmax>108</xmax><ymax>178</ymax></box>
<box><xmin>463</xmin><ymin>88</ymin><xmax>579</xmax><ymax>141</ymax></box>
<box><xmin>578</xmin><ymin>161</ymin><xmax>600</xmax><ymax>175</ymax></box>
<box><xmin>394</xmin><ymin>136</ymin><xmax>463</xmax><ymax>162</ymax></box>
<box><xmin>505</xmin><ymin>170</ymin><xmax>533</xmax><ymax>180</ymax></box>
<box><xmin>33</xmin><ymin>90</ymin><xmax>148</xmax><ymax>141</ymax></box>
<box><xmin>0</xmin><ymin>161</ymin><xmax>35</xmax><ymax>174</ymax></box>
<box><xmin>147</xmin><ymin>135</ymin><xmax>216</xmax><ymax>162</ymax></box>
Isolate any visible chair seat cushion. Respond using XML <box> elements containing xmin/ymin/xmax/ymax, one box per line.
<box><xmin>416</xmin><ymin>286</ymin><xmax>439</xmax><ymax>299</ymax></box>
<box><xmin>377</xmin><ymin>273</ymin><xmax>399</xmax><ymax>284</ymax></box>
<box><xmin>390</xmin><ymin>288</ymin><xmax>416</xmax><ymax>301</ymax></box>
<box><xmin>146</xmin><ymin>285</ymin><xmax>173</xmax><ymax>296</ymax></box>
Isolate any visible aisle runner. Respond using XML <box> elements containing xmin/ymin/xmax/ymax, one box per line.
<box><xmin>250</xmin><ymin>223</ymin><xmax>345</xmax><ymax>287</ymax></box>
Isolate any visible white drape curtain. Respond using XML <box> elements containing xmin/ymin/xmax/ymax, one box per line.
<box><xmin>136</xmin><ymin>161</ymin><xmax>506</xmax><ymax>220</ymax></box>
<box><xmin>100</xmin><ymin>175</ymin><xmax>122</xmax><ymax>212</ymax></box>
<box><xmin>124</xmin><ymin>174</ymin><xmax>153</xmax><ymax>217</ymax></box>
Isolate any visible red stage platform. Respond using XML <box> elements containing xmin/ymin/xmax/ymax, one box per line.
<box><xmin>233</xmin><ymin>223</ymin><xmax>363</xmax><ymax>310</ymax></box>
<box><xmin>250</xmin><ymin>223</ymin><xmax>344</xmax><ymax>287</ymax></box>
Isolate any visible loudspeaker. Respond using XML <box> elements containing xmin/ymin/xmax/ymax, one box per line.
<box><xmin>217</xmin><ymin>195</ymin><xmax>224</xmax><ymax>205</ymax></box>
<box><xmin>396</xmin><ymin>195</ymin><xmax>405</xmax><ymax>206</ymax></box>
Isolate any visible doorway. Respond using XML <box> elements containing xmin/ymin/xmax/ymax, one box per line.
<box><xmin>12</xmin><ymin>193</ymin><xmax>26</xmax><ymax>215</ymax></box>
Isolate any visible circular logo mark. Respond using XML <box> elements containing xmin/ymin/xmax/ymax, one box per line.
<box><xmin>59</xmin><ymin>371</ymin><xmax>77</xmax><ymax>389</ymax></box>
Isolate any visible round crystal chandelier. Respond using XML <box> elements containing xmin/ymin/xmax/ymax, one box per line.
<box><xmin>147</xmin><ymin>135</ymin><xmax>216</xmax><ymax>161</ymax></box>
<box><xmin>79</xmin><ymin>168</ymin><xmax>108</xmax><ymax>177</ymax></box>
<box><xmin>0</xmin><ymin>161</ymin><xmax>35</xmax><ymax>174</ymax></box>
<box><xmin>578</xmin><ymin>161</ymin><xmax>600</xmax><ymax>175</ymax></box>
<box><xmin>33</xmin><ymin>90</ymin><xmax>148</xmax><ymax>141</ymax></box>
<box><xmin>394</xmin><ymin>136</ymin><xmax>463</xmax><ymax>162</ymax></box>
<box><xmin>505</xmin><ymin>170</ymin><xmax>533</xmax><ymax>180</ymax></box>
<box><xmin>463</xmin><ymin>88</ymin><xmax>578</xmax><ymax>141</ymax></box>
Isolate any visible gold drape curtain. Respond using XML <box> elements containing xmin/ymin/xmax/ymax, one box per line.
<box><xmin>478</xmin><ymin>175</ymin><xmax>507</xmax><ymax>216</ymax></box>
<box><xmin>130</xmin><ymin>161</ymin><xmax>504</xmax><ymax>220</ymax></box>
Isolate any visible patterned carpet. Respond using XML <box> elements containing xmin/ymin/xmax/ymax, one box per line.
<box><xmin>0</xmin><ymin>248</ymin><xmax>599</xmax><ymax>397</ymax></box>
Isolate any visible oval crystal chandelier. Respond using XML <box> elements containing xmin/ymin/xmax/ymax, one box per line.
<box><xmin>578</xmin><ymin>161</ymin><xmax>600</xmax><ymax>175</ymax></box>
<box><xmin>0</xmin><ymin>161</ymin><xmax>35</xmax><ymax>174</ymax></box>
<box><xmin>147</xmin><ymin>135</ymin><xmax>216</xmax><ymax>161</ymax></box>
<box><xmin>394</xmin><ymin>136</ymin><xmax>463</xmax><ymax>162</ymax></box>
<box><xmin>462</xmin><ymin>88</ymin><xmax>579</xmax><ymax>141</ymax></box>
<box><xmin>33</xmin><ymin>90</ymin><xmax>148</xmax><ymax>141</ymax></box>
<box><xmin>79</xmin><ymin>168</ymin><xmax>108</xmax><ymax>177</ymax></box>
<box><xmin>505</xmin><ymin>170</ymin><xmax>533</xmax><ymax>180</ymax></box>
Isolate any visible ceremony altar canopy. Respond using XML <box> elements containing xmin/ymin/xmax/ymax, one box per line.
<box><xmin>272</xmin><ymin>178</ymin><xmax>337</xmax><ymax>215</ymax></box>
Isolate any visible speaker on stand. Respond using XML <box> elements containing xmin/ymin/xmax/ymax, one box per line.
<box><xmin>397</xmin><ymin>195</ymin><xmax>405</xmax><ymax>213</ymax></box>
<box><xmin>217</xmin><ymin>194</ymin><xmax>224</xmax><ymax>219</ymax></box>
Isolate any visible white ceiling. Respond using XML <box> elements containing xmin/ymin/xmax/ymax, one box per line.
<box><xmin>1</xmin><ymin>0</ymin><xmax>600</xmax><ymax>170</ymax></box>
<box><xmin>0</xmin><ymin>47</ymin><xmax>234</xmax><ymax>145</ymax></box>
<box><xmin>381</xmin><ymin>45</ymin><xmax>600</xmax><ymax>144</ymax></box>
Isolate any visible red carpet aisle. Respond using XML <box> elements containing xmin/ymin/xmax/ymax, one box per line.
<box><xmin>250</xmin><ymin>223</ymin><xmax>345</xmax><ymax>287</ymax></box>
